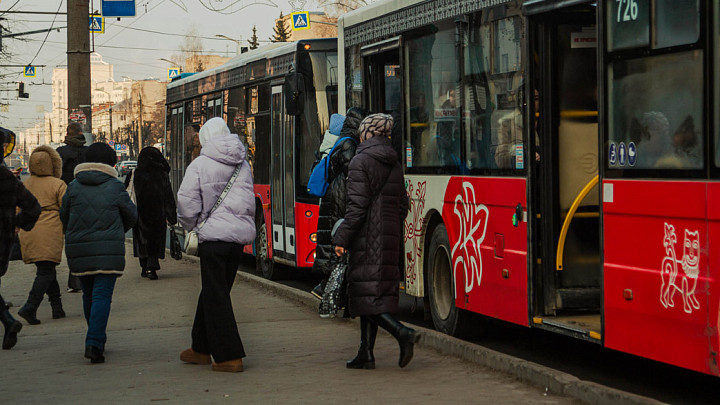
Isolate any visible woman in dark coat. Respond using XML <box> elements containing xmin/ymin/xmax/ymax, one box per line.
<box><xmin>311</xmin><ymin>107</ymin><xmax>367</xmax><ymax>297</ymax></box>
<box><xmin>0</xmin><ymin>127</ymin><xmax>41</xmax><ymax>350</ymax></box>
<box><xmin>333</xmin><ymin>113</ymin><xmax>416</xmax><ymax>370</ymax></box>
<box><xmin>125</xmin><ymin>147</ymin><xmax>177</xmax><ymax>280</ymax></box>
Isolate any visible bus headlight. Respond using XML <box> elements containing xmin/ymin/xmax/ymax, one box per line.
<box><xmin>310</xmin><ymin>232</ymin><xmax>317</xmax><ymax>243</ymax></box>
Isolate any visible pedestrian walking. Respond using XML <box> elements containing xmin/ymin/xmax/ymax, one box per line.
<box><xmin>0</xmin><ymin>127</ymin><xmax>41</xmax><ymax>349</ymax></box>
<box><xmin>311</xmin><ymin>107</ymin><xmax>367</xmax><ymax>299</ymax></box>
<box><xmin>177</xmin><ymin>117</ymin><xmax>255</xmax><ymax>373</ymax></box>
<box><xmin>56</xmin><ymin>122</ymin><xmax>88</xmax><ymax>293</ymax></box>
<box><xmin>125</xmin><ymin>146</ymin><xmax>177</xmax><ymax>280</ymax></box>
<box><xmin>60</xmin><ymin>142</ymin><xmax>137</xmax><ymax>364</ymax></box>
<box><xmin>16</xmin><ymin>145</ymin><xmax>67</xmax><ymax>325</ymax></box>
<box><xmin>332</xmin><ymin>113</ymin><xmax>417</xmax><ymax>369</ymax></box>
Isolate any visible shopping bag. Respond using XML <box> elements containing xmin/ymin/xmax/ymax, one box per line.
<box><xmin>319</xmin><ymin>255</ymin><xmax>347</xmax><ymax>318</ymax></box>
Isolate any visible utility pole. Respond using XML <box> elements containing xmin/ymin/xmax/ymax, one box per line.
<box><xmin>138</xmin><ymin>90</ymin><xmax>143</xmax><ymax>151</ymax></box>
<box><xmin>67</xmin><ymin>0</ymin><xmax>92</xmax><ymax>139</ymax></box>
<box><xmin>109</xmin><ymin>105</ymin><xmax>113</xmax><ymax>141</ymax></box>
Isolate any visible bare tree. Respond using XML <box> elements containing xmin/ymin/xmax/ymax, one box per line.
<box><xmin>317</xmin><ymin>0</ymin><xmax>373</xmax><ymax>17</ymax></box>
<box><xmin>172</xmin><ymin>26</ymin><xmax>205</xmax><ymax>73</ymax></box>
<box><xmin>248</xmin><ymin>25</ymin><xmax>259</xmax><ymax>50</ymax></box>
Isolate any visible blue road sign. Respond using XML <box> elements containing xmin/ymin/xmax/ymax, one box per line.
<box><xmin>608</xmin><ymin>143</ymin><xmax>617</xmax><ymax>166</ymax></box>
<box><xmin>618</xmin><ymin>142</ymin><xmax>627</xmax><ymax>166</ymax></box>
<box><xmin>627</xmin><ymin>142</ymin><xmax>637</xmax><ymax>166</ymax></box>
<box><xmin>167</xmin><ymin>68</ymin><xmax>180</xmax><ymax>81</ymax></box>
<box><xmin>89</xmin><ymin>15</ymin><xmax>104</xmax><ymax>33</ymax></box>
<box><xmin>291</xmin><ymin>11</ymin><xmax>310</xmax><ymax>31</ymax></box>
<box><xmin>102</xmin><ymin>0</ymin><xmax>136</xmax><ymax>17</ymax></box>
<box><xmin>23</xmin><ymin>66</ymin><xmax>35</xmax><ymax>77</ymax></box>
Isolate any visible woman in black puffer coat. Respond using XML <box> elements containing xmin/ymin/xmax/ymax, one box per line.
<box><xmin>125</xmin><ymin>147</ymin><xmax>177</xmax><ymax>280</ymax></box>
<box><xmin>311</xmin><ymin>107</ymin><xmax>367</xmax><ymax>296</ymax></box>
<box><xmin>333</xmin><ymin>113</ymin><xmax>416</xmax><ymax>370</ymax></box>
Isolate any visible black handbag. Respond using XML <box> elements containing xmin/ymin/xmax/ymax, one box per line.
<box><xmin>169</xmin><ymin>226</ymin><xmax>182</xmax><ymax>260</ymax></box>
<box><xmin>9</xmin><ymin>233</ymin><xmax>22</xmax><ymax>261</ymax></box>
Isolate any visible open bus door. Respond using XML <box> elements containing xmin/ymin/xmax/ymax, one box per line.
<box><xmin>361</xmin><ymin>38</ymin><xmax>402</xmax><ymax>117</ymax></box>
<box><xmin>526</xmin><ymin>3</ymin><xmax>602</xmax><ymax>341</ymax></box>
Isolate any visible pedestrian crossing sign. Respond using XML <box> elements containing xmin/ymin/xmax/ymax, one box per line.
<box><xmin>291</xmin><ymin>11</ymin><xmax>310</xmax><ymax>31</ymax></box>
<box><xmin>168</xmin><ymin>68</ymin><xmax>180</xmax><ymax>81</ymax></box>
<box><xmin>23</xmin><ymin>66</ymin><xmax>35</xmax><ymax>77</ymax></box>
<box><xmin>89</xmin><ymin>15</ymin><xmax>105</xmax><ymax>33</ymax></box>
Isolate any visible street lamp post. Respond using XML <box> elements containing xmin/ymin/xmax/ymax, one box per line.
<box><xmin>215</xmin><ymin>34</ymin><xmax>244</xmax><ymax>55</ymax></box>
<box><xmin>159</xmin><ymin>58</ymin><xmax>182</xmax><ymax>72</ymax></box>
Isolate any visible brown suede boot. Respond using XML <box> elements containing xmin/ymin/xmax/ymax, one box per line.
<box><xmin>212</xmin><ymin>358</ymin><xmax>243</xmax><ymax>372</ymax></box>
<box><xmin>180</xmin><ymin>348</ymin><xmax>211</xmax><ymax>365</ymax></box>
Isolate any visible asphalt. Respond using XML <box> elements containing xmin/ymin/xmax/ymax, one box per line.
<box><xmin>0</xmin><ymin>245</ymin><xmax>662</xmax><ymax>404</ymax></box>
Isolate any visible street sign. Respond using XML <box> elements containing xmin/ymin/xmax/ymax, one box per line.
<box><xmin>291</xmin><ymin>11</ymin><xmax>310</xmax><ymax>31</ymax></box>
<box><xmin>89</xmin><ymin>15</ymin><xmax>105</xmax><ymax>33</ymax></box>
<box><xmin>108</xmin><ymin>140</ymin><xmax>115</xmax><ymax>148</ymax></box>
<box><xmin>23</xmin><ymin>66</ymin><xmax>35</xmax><ymax>77</ymax></box>
<box><xmin>167</xmin><ymin>68</ymin><xmax>180</xmax><ymax>81</ymax></box>
<box><xmin>102</xmin><ymin>0</ymin><xmax>136</xmax><ymax>17</ymax></box>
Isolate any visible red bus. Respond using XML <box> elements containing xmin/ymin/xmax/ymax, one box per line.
<box><xmin>165</xmin><ymin>39</ymin><xmax>338</xmax><ymax>279</ymax></box>
<box><xmin>338</xmin><ymin>0</ymin><xmax>720</xmax><ymax>376</ymax></box>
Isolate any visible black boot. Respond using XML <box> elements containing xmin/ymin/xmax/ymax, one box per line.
<box><xmin>51</xmin><ymin>305</ymin><xmax>66</xmax><ymax>319</ymax></box>
<box><xmin>141</xmin><ymin>268</ymin><xmax>149</xmax><ymax>278</ymax></box>
<box><xmin>147</xmin><ymin>269</ymin><xmax>158</xmax><ymax>280</ymax></box>
<box><xmin>347</xmin><ymin>316</ymin><xmax>377</xmax><ymax>369</ymax></box>
<box><xmin>17</xmin><ymin>303</ymin><xmax>40</xmax><ymax>325</ymax></box>
<box><xmin>48</xmin><ymin>285</ymin><xmax>65</xmax><ymax>319</ymax></box>
<box><xmin>370</xmin><ymin>313</ymin><xmax>420</xmax><ymax>368</ymax></box>
<box><xmin>0</xmin><ymin>307</ymin><xmax>22</xmax><ymax>350</ymax></box>
<box><xmin>84</xmin><ymin>345</ymin><xmax>105</xmax><ymax>364</ymax></box>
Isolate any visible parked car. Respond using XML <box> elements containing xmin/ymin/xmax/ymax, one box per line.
<box><xmin>116</xmin><ymin>160</ymin><xmax>137</xmax><ymax>177</ymax></box>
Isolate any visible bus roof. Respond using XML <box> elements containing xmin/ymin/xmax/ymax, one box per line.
<box><xmin>338</xmin><ymin>0</ymin><xmax>426</xmax><ymax>29</ymax></box>
<box><xmin>166</xmin><ymin>38</ymin><xmax>336</xmax><ymax>90</ymax></box>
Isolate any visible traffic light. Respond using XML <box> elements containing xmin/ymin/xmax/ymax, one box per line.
<box><xmin>18</xmin><ymin>82</ymin><xmax>28</xmax><ymax>98</ymax></box>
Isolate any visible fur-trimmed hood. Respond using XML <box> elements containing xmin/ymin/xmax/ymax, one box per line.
<box><xmin>74</xmin><ymin>162</ymin><xmax>118</xmax><ymax>186</ymax></box>
<box><xmin>29</xmin><ymin>145</ymin><xmax>62</xmax><ymax>178</ymax></box>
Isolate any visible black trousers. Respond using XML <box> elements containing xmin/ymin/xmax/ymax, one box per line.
<box><xmin>139</xmin><ymin>257</ymin><xmax>160</xmax><ymax>270</ymax></box>
<box><xmin>27</xmin><ymin>261</ymin><xmax>61</xmax><ymax>309</ymax></box>
<box><xmin>191</xmin><ymin>241</ymin><xmax>245</xmax><ymax>363</ymax></box>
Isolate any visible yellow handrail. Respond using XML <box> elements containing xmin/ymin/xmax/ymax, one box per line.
<box><xmin>556</xmin><ymin>175</ymin><xmax>599</xmax><ymax>271</ymax></box>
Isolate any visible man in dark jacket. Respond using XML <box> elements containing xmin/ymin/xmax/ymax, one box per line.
<box><xmin>0</xmin><ymin>127</ymin><xmax>41</xmax><ymax>349</ymax></box>
<box><xmin>60</xmin><ymin>142</ymin><xmax>137</xmax><ymax>363</ymax></box>
<box><xmin>56</xmin><ymin>122</ymin><xmax>88</xmax><ymax>292</ymax></box>
<box><xmin>333</xmin><ymin>114</ymin><xmax>417</xmax><ymax>370</ymax></box>
<box><xmin>311</xmin><ymin>107</ymin><xmax>367</xmax><ymax>298</ymax></box>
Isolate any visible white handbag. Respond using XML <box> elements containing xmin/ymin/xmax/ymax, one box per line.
<box><xmin>184</xmin><ymin>163</ymin><xmax>242</xmax><ymax>256</ymax></box>
<box><xmin>126</xmin><ymin>169</ymin><xmax>137</xmax><ymax>204</ymax></box>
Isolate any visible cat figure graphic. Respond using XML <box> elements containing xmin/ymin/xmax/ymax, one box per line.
<box><xmin>659</xmin><ymin>223</ymin><xmax>701</xmax><ymax>314</ymax></box>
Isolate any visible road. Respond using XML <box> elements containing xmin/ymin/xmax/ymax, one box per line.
<box><xmin>253</xmin><ymin>262</ymin><xmax>720</xmax><ymax>405</ymax></box>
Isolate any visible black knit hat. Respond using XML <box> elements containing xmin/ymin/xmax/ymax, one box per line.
<box><xmin>85</xmin><ymin>142</ymin><xmax>117</xmax><ymax>167</ymax></box>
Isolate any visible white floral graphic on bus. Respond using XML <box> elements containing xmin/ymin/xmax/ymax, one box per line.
<box><xmin>451</xmin><ymin>182</ymin><xmax>489</xmax><ymax>298</ymax></box>
<box><xmin>660</xmin><ymin>222</ymin><xmax>701</xmax><ymax>314</ymax></box>
<box><xmin>404</xmin><ymin>181</ymin><xmax>426</xmax><ymax>287</ymax></box>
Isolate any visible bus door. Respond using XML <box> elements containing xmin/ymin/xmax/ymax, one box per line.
<box><xmin>270</xmin><ymin>84</ymin><xmax>296</xmax><ymax>265</ymax></box>
<box><xmin>528</xmin><ymin>4</ymin><xmax>602</xmax><ymax>340</ymax></box>
<box><xmin>361</xmin><ymin>38</ymin><xmax>402</xmax><ymax>116</ymax></box>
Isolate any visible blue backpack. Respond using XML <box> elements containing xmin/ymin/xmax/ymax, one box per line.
<box><xmin>307</xmin><ymin>136</ymin><xmax>356</xmax><ymax>197</ymax></box>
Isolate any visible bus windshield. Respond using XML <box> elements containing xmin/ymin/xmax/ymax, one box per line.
<box><xmin>297</xmin><ymin>50</ymin><xmax>338</xmax><ymax>200</ymax></box>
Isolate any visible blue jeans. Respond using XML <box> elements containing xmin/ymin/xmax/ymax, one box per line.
<box><xmin>79</xmin><ymin>274</ymin><xmax>117</xmax><ymax>349</ymax></box>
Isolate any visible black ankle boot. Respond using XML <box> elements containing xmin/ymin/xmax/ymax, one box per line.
<box><xmin>52</xmin><ymin>307</ymin><xmax>66</xmax><ymax>319</ymax></box>
<box><xmin>85</xmin><ymin>345</ymin><xmax>105</xmax><ymax>364</ymax></box>
<box><xmin>17</xmin><ymin>304</ymin><xmax>40</xmax><ymax>325</ymax></box>
<box><xmin>370</xmin><ymin>313</ymin><xmax>420</xmax><ymax>368</ymax></box>
<box><xmin>347</xmin><ymin>317</ymin><xmax>376</xmax><ymax>369</ymax></box>
<box><xmin>141</xmin><ymin>268</ymin><xmax>149</xmax><ymax>278</ymax></box>
<box><xmin>147</xmin><ymin>269</ymin><xmax>158</xmax><ymax>280</ymax></box>
<box><xmin>0</xmin><ymin>308</ymin><xmax>22</xmax><ymax>350</ymax></box>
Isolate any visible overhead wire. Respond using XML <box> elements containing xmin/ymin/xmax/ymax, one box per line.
<box><xmin>27</xmin><ymin>0</ymin><xmax>63</xmax><ymax>67</ymax></box>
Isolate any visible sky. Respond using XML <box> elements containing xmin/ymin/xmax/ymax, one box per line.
<box><xmin>0</xmin><ymin>0</ymin><xmax>328</xmax><ymax>134</ymax></box>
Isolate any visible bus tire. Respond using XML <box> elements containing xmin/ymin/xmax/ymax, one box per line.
<box><xmin>427</xmin><ymin>223</ymin><xmax>469</xmax><ymax>337</ymax></box>
<box><xmin>255</xmin><ymin>211</ymin><xmax>277</xmax><ymax>280</ymax></box>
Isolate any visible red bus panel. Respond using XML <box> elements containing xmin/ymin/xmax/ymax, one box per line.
<box><xmin>294</xmin><ymin>202</ymin><xmax>319</xmax><ymax>268</ymax></box>
<box><xmin>443</xmin><ymin>177</ymin><xmax>528</xmax><ymax>326</ymax></box>
<box><xmin>604</xmin><ymin>180</ymin><xmax>712</xmax><ymax>375</ymax></box>
<box><xmin>707</xmin><ymin>182</ymin><xmax>720</xmax><ymax>375</ymax></box>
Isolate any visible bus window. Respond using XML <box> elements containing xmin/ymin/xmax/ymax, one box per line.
<box><xmin>184</xmin><ymin>122</ymin><xmax>201</xmax><ymax>170</ymax></box>
<box><xmin>346</xmin><ymin>45</ymin><xmax>363</xmax><ymax>109</ymax></box>
<box><xmin>608</xmin><ymin>51</ymin><xmax>703</xmax><ymax>170</ymax></box>
<box><xmin>464</xmin><ymin>16</ymin><xmax>525</xmax><ymax>171</ymax></box>
<box><xmin>607</xmin><ymin>0</ymin><xmax>650</xmax><ymax>51</ymax></box>
<box><xmin>654</xmin><ymin>0</ymin><xmax>699</xmax><ymax>49</ymax></box>
<box><xmin>227</xmin><ymin>86</ymin><xmax>247</xmax><ymax>137</ymax></box>
<box><xmin>405</xmin><ymin>24</ymin><xmax>460</xmax><ymax>171</ymax></box>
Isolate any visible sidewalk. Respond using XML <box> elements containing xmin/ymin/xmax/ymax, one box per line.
<box><xmin>1</xmin><ymin>248</ymin><xmax>582</xmax><ymax>404</ymax></box>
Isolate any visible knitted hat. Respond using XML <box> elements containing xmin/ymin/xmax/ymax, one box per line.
<box><xmin>358</xmin><ymin>113</ymin><xmax>394</xmax><ymax>142</ymax></box>
<box><xmin>328</xmin><ymin>113</ymin><xmax>346</xmax><ymax>136</ymax></box>
<box><xmin>85</xmin><ymin>142</ymin><xmax>117</xmax><ymax>167</ymax></box>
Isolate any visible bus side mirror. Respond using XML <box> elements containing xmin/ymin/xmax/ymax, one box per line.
<box><xmin>283</xmin><ymin>72</ymin><xmax>305</xmax><ymax>116</ymax></box>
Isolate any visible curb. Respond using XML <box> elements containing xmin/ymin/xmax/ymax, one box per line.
<box><xmin>180</xmin><ymin>253</ymin><xmax>664</xmax><ymax>405</ymax></box>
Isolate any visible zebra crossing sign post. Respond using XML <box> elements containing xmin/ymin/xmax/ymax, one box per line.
<box><xmin>291</xmin><ymin>11</ymin><xmax>310</xmax><ymax>31</ymax></box>
<box><xmin>167</xmin><ymin>68</ymin><xmax>180</xmax><ymax>81</ymax></box>
<box><xmin>89</xmin><ymin>15</ymin><xmax>105</xmax><ymax>33</ymax></box>
<box><xmin>23</xmin><ymin>66</ymin><xmax>36</xmax><ymax>77</ymax></box>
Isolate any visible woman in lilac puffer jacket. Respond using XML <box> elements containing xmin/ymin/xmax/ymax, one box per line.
<box><xmin>177</xmin><ymin>117</ymin><xmax>255</xmax><ymax>373</ymax></box>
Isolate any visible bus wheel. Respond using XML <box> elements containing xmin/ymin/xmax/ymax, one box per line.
<box><xmin>428</xmin><ymin>223</ymin><xmax>466</xmax><ymax>337</ymax></box>
<box><xmin>255</xmin><ymin>213</ymin><xmax>276</xmax><ymax>279</ymax></box>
